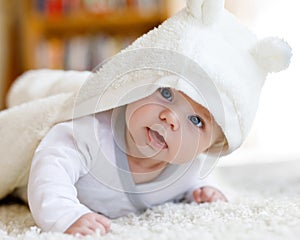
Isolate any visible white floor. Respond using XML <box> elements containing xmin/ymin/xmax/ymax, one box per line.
<box><xmin>1</xmin><ymin>159</ymin><xmax>299</xmax><ymax>240</ymax></box>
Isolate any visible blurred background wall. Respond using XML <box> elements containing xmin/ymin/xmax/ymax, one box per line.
<box><xmin>222</xmin><ymin>0</ymin><xmax>300</xmax><ymax>164</ymax></box>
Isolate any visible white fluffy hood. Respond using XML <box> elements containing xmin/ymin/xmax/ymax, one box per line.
<box><xmin>73</xmin><ymin>0</ymin><xmax>292</xmax><ymax>155</ymax></box>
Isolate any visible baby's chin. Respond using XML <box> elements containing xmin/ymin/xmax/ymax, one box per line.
<box><xmin>167</xmin><ymin>153</ymin><xmax>200</xmax><ymax>165</ymax></box>
<box><xmin>129</xmin><ymin>144</ymin><xmax>165</xmax><ymax>159</ymax></box>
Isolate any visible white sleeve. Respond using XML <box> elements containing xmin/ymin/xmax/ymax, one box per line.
<box><xmin>28</xmin><ymin>121</ymin><xmax>92</xmax><ymax>232</ymax></box>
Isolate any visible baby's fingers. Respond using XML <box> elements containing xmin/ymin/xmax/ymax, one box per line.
<box><xmin>65</xmin><ymin>225</ymin><xmax>95</xmax><ymax>236</ymax></box>
<box><xmin>192</xmin><ymin>187</ymin><xmax>213</xmax><ymax>203</ymax></box>
<box><xmin>88</xmin><ymin>222</ymin><xmax>106</xmax><ymax>236</ymax></box>
<box><xmin>193</xmin><ymin>187</ymin><xmax>227</xmax><ymax>204</ymax></box>
<box><xmin>201</xmin><ymin>187</ymin><xmax>227</xmax><ymax>202</ymax></box>
<box><xmin>76</xmin><ymin>227</ymin><xmax>96</xmax><ymax>236</ymax></box>
<box><xmin>200</xmin><ymin>187</ymin><xmax>215</xmax><ymax>203</ymax></box>
<box><xmin>95</xmin><ymin>214</ymin><xmax>111</xmax><ymax>233</ymax></box>
<box><xmin>210</xmin><ymin>189</ymin><xmax>227</xmax><ymax>202</ymax></box>
<box><xmin>192</xmin><ymin>188</ymin><xmax>203</xmax><ymax>203</ymax></box>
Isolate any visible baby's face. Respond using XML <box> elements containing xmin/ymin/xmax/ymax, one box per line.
<box><xmin>125</xmin><ymin>88</ymin><xmax>223</xmax><ymax>164</ymax></box>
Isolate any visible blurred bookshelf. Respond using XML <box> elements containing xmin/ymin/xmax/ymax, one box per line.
<box><xmin>18</xmin><ymin>0</ymin><xmax>170</xmax><ymax>71</ymax></box>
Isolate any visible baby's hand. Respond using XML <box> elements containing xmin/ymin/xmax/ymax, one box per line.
<box><xmin>193</xmin><ymin>186</ymin><xmax>227</xmax><ymax>203</ymax></box>
<box><xmin>65</xmin><ymin>212</ymin><xmax>111</xmax><ymax>236</ymax></box>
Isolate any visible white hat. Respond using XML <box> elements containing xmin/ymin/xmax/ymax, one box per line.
<box><xmin>74</xmin><ymin>0</ymin><xmax>292</xmax><ymax>155</ymax></box>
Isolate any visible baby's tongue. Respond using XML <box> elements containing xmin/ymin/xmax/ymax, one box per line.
<box><xmin>150</xmin><ymin>129</ymin><xmax>166</xmax><ymax>148</ymax></box>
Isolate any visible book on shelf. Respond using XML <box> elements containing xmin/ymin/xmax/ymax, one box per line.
<box><xmin>35</xmin><ymin>37</ymin><xmax>65</xmax><ymax>69</ymax></box>
<box><xmin>82</xmin><ymin>0</ymin><xmax>127</xmax><ymax>13</ymax></box>
<box><xmin>46</xmin><ymin>0</ymin><xmax>64</xmax><ymax>16</ymax></box>
<box><xmin>34</xmin><ymin>0</ymin><xmax>162</xmax><ymax>16</ymax></box>
<box><xmin>65</xmin><ymin>0</ymin><xmax>82</xmax><ymax>14</ymax></box>
<box><xmin>65</xmin><ymin>36</ymin><xmax>91</xmax><ymax>70</ymax></box>
<box><xmin>34</xmin><ymin>34</ymin><xmax>135</xmax><ymax>70</ymax></box>
<box><xmin>136</xmin><ymin>0</ymin><xmax>161</xmax><ymax>12</ymax></box>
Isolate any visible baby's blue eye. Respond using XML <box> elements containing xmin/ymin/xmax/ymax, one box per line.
<box><xmin>160</xmin><ymin>88</ymin><xmax>173</xmax><ymax>101</ymax></box>
<box><xmin>188</xmin><ymin>115</ymin><xmax>203</xmax><ymax>128</ymax></box>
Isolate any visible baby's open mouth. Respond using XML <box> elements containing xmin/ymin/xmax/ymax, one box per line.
<box><xmin>147</xmin><ymin>128</ymin><xmax>168</xmax><ymax>149</ymax></box>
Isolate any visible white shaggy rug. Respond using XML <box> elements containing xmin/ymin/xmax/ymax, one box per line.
<box><xmin>1</xmin><ymin>160</ymin><xmax>299</xmax><ymax>240</ymax></box>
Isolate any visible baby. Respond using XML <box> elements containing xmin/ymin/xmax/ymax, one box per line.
<box><xmin>28</xmin><ymin>86</ymin><xmax>227</xmax><ymax>235</ymax></box>
<box><xmin>26</xmin><ymin>0</ymin><xmax>291</xmax><ymax>236</ymax></box>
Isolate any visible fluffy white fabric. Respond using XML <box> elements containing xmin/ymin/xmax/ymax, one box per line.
<box><xmin>186</xmin><ymin>0</ymin><xmax>224</xmax><ymax>24</ymax></box>
<box><xmin>0</xmin><ymin>70</ymin><xmax>90</xmax><ymax>199</ymax></box>
<box><xmin>0</xmin><ymin>160</ymin><xmax>299</xmax><ymax>240</ymax></box>
<box><xmin>251</xmin><ymin>37</ymin><xmax>292</xmax><ymax>73</ymax></box>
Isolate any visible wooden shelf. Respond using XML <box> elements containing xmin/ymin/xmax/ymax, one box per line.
<box><xmin>29</xmin><ymin>9</ymin><xmax>167</xmax><ymax>34</ymax></box>
<box><xmin>17</xmin><ymin>0</ymin><xmax>170</xmax><ymax>71</ymax></box>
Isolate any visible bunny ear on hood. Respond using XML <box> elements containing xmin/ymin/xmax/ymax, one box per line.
<box><xmin>251</xmin><ymin>37</ymin><xmax>292</xmax><ymax>73</ymax></box>
<box><xmin>74</xmin><ymin>0</ymin><xmax>292</xmax><ymax>155</ymax></box>
<box><xmin>186</xmin><ymin>0</ymin><xmax>224</xmax><ymax>24</ymax></box>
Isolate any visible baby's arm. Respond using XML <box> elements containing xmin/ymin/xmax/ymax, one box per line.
<box><xmin>28</xmin><ymin>121</ymin><xmax>110</xmax><ymax>235</ymax></box>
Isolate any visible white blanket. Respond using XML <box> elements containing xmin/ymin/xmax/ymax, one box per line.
<box><xmin>0</xmin><ymin>69</ymin><xmax>91</xmax><ymax>198</ymax></box>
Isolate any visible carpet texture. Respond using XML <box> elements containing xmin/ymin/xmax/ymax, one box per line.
<box><xmin>0</xmin><ymin>160</ymin><xmax>299</xmax><ymax>240</ymax></box>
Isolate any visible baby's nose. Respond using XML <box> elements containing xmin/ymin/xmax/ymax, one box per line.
<box><xmin>159</xmin><ymin>109</ymin><xmax>180</xmax><ymax>131</ymax></box>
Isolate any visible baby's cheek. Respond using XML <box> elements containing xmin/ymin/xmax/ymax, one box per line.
<box><xmin>180</xmin><ymin>130</ymin><xmax>200</xmax><ymax>157</ymax></box>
